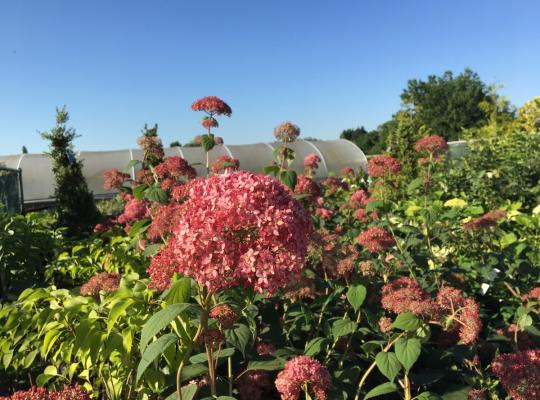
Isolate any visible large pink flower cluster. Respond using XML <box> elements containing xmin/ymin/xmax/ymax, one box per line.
<box><xmin>0</xmin><ymin>386</ymin><xmax>90</xmax><ymax>400</ymax></box>
<box><xmin>275</xmin><ymin>355</ymin><xmax>331</xmax><ymax>400</ymax></box>
<box><xmin>147</xmin><ymin>202</ymin><xmax>184</xmax><ymax>242</ymax></box>
<box><xmin>116</xmin><ymin>196</ymin><xmax>150</xmax><ymax>225</ymax></box>
<box><xmin>491</xmin><ymin>349</ymin><xmax>540</xmax><ymax>400</ymax></box>
<box><xmin>367</xmin><ymin>155</ymin><xmax>402</xmax><ymax>178</ymax></box>
<box><xmin>155</xmin><ymin>156</ymin><xmax>197</xmax><ymax>181</ymax></box>
<box><xmin>294</xmin><ymin>175</ymin><xmax>321</xmax><ymax>201</ymax></box>
<box><xmin>147</xmin><ymin>171</ymin><xmax>312</xmax><ymax>294</ymax></box>
<box><xmin>357</xmin><ymin>226</ymin><xmax>395</xmax><ymax>253</ymax></box>
<box><xmin>381</xmin><ymin>277</ymin><xmax>433</xmax><ymax>316</ymax></box>
<box><xmin>191</xmin><ymin>96</ymin><xmax>232</xmax><ymax>117</ymax></box>
<box><xmin>415</xmin><ymin>135</ymin><xmax>449</xmax><ymax>155</ymax></box>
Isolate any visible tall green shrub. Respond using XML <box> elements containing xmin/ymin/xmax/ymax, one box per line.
<box><xmin>40</xmin><ymin>107</ymin><xmax>99</xmax><ymax>236</ymax></box>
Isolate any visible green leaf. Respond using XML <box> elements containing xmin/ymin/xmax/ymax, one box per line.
<box><xmin>133</xmin><ymin>184</ymin><xmax>148</xmax><ymax>200</ymax></box>
<box><xmin>332</xmin><ymin>319</ymin><xmax>358</xmax><ymax>338</ymax></box>
<box><xmin>189</xmin><ymin>348</ymin><xmax>236</xmax><ymax>364</ymax></box>
<box><xmin>41</xmin><ymin>329</ymin><xmax>61</xmax><ymax>357</ymax></box>
<box><xmin>375</xmin><ymin>352</ymin><xmax>401</xmax><ymax>381</ymax></box>
<box><xmin>23</xmin><ymin>349</ymin><xmax>39</xmax><ymax>369</ymax></box>
<box><xmin>201</xmin><ymin>134</ymin><xmax>215</xmax><ymax>152</ymax></box>
<box><xmin>246</xmin><ymin>358</ymin><xmax>286</xmax><ymax>371</ymax></box>
<box><xmin>164</xmin><ymin>277</ymin><xmax>192</xmax><ymax>305</ymax></box>
<box><xmin>145</xmin><ymin>186</ymin><xmax>168</xmax><ymax>204</ymax></box>
<box><xmin>164</xmin><ymin>384</ymin><xmax>198</xmax><ymax>400</ymax></box>
<box><xmin>442</xmin><ymin>385</ymin><xmax>472</xmax><ymax>400</ymax></box>
<box><xmin>500</xmin><ymin>232</ymin><xmax>517</xmax><ymax>248</ymax></box>
<box><xmin>415</xmin><ymin>392</ymin><xmax>442</xmax><ymax>400</ymax></box>
<box><xmin>107</xmin><ymin>298</ymin><xmax>135</xmax><ymax>333</ymax></box>
<box><xmin>143</xmin><ymin>243</ymin><xmax>161</xmax><ymax>257</ymax></box>
<box><xmin>347</xmin><ymin>284</ymin><xmax>367</xmax><ymax>312</ymax></box>
<box><xmin>128</xmin><ymin>219</ymin><xmax>149</xmax><ymax>237</ymax></box>
<box><xmin>140</xmin><ymin>303</ymin><xmax>194</xmax><ymax>353</ymax></box>
<box><xmin>124</xmin><ymin>159</ymin><xmax>141</xmax><ymax>172</ymax></box>
<box><xmin>224</xmin><ymin>324</ymin><xmax>251</xmax><ymax>356</ymax></box>
<box><xmin>365</xmin><ymin>200</ymin><xmax>384</xmax><ymax>213</ymax></box>
<box><xmin>364</xmin><ymin>382</ymin><xmax>398</xmax><ymax>399</ymax></box>
<box><xmin>304</xmin><ymin>337</ymin><xmax>328</xmax><ymax>357</ymax></box>
<box><xmin>263</xmin><ymin>165</ymin><xmax>280</xmax><ymax>176</ymax></box>
<box><xmin>137</xmin><ymin>333</ymin><xmax>178</xmax><ymax>382</ymax></box>
<box><xmin>36</xmin><ymin>365</ymin><xmax>58</xmax><ymax>386</ymax></box>
<box><xmin>279</xmin><ymin>170</ymin><xmax>297</xmax><ymax>190</ymax></box>
<box><xmin>181</xmin><ymin>363</ymin><xmax>208</xmax><ymax>382</ymax></box>
<box><xmin>392</xmin><ymin>313</ymin><xmax>422</xmax><ymax>331</ymax></box>
<box><xmin>407</xmin><ymin>177</ymin><xmax>424</xmax><ymax>194</ymax></box>
<box><xmin>395</xmin><ymin>338</ymin><xmax>421</xmax><ymax>371</ymax></box>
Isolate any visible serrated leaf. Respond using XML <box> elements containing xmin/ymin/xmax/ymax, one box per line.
<box><xmin>124</xmin><ymin>159</ymin><xmax>141</xmax><ymax>171</ymax></box>
<box><xmin>375</xmin><ymin>352</ymin><xmax>401</xmax><ymax>381</ymax></box>
<box><xmin>347</xmin><ymin>284</ymin><xmax>367</xmax><ymax>312</ymax></box>
<box><xmin>140</xmin><ymin>303</ymin><xmax>195</xmax><ymax>353</ymax></box>
<box><xmin>279</xmin><ymin>170</ymin><xmax>297</xmax><ymax>190</ymax></box>
<box><xmin>136</xmin><ymin>333</ymin><xmax>178</xmax><ymax>382</ymax></box>
<box><xmin>143</xmin><ymin>243</ymin><xmax>161</xmax><ymax>257</ymax></box>
<box><xmin>364</xmin><ymin>382</ymin><xmax>398</xmax><ymax>399</ymax></box>
<box><xmin>145</xmin><ymin>186</ymin><xmax>168</xmax><ymax>204</ymax></box>
<box><xmin>395</xmin><ymin>338</ymin><xmax>421</xmax><ymax>371</ymax></box>
<box><xmin>200</xmin><ymin>134</ymin><xmax>215</xmax><ymax>152</ymax></box>
<box><xmin>132</xmin><ymin>184</ymin><xmax>148</xmax><ymax>200</ymax></box>
<box><xmin>392</xmin><ymin>312</ymin><xmax>421</xmax><ymax>331</ymax></box>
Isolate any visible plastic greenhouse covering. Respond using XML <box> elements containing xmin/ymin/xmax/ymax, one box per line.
<box><xmin>0</xmin><ymin>139</ymin><xmax>367</xmax><ymax>206</ymax></box>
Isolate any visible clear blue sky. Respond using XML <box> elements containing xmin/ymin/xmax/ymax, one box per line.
<box><xmin>1</xmin><ymin>0</ymin><xmax>539</xmax><ymax>155</ymax></box>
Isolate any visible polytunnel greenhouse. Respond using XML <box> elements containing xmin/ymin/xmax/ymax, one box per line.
<box><xmin>0</xmin><ymin>139</ymin><xmax>368</xmax><ymax>207</ymax></box>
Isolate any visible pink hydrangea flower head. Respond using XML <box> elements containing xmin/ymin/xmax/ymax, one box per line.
<box><xmin>274</xmin><ymin>121</ymin><xmax>300</xmax><ymax>143</ymax></box>
<box><xmin>256</xmin><ymin>341</ymin><xmax>277</xmax><ymax>356</ymax></box>
<box><xmin>491</xmin><ymin>349</ymin><xmax>540</xmax><ymax>400</ymax></box>
<box><xmin>275</xmin><ymin>355</ymin><xmax>331</xmax><ymax>400</ymax></box>
<box><xmin>209</xmin><ymin>304</ymin><xmax>239</xmax><ymax>329</ymax></box>
<box><xmin>436</xmin><ymin>286</ymin><xmax>482</xmax><ymax>344</ymax></box>
<box><xmin>0</xmin><ymin>385</ymin><xmax>90</xmax><ymax>400</ymax></box>
<box><xmin>147</xmin><ymin>202</ymin><xmax>184</xmax><ymax>242</ymax></box>
<box><xmin>214</xmin><ymin>136</ymin><xmax>224</xmax><ymax>145</ymax></box>
<box><xmin>155</xmin><ymin>156</ymin><xmax>196</xmax><ymax>180</ymax></box>
<box><xmin>147</xmin><ymin>171</ymin><xmax>312</xmax><ymax>294</ymax></box>
<box><xmin>467</xmin><ymin>389</ymin><xmax>486</xmax><ymax>400</ymax></box>
<box><xmin>381</xmin><ymin>277</ymin><xmax>433</xmax><ymax>315</ymax></box>
<box><xmin>201</xmin><ymin>116</ymin><xmax>219</xmax><ymax>128</ymax></box>
<box><xmin>315</xmin><ymin>207</ymin><xmax>334</xmax><ymax>220</ymax></box>
<box><xmin>191</xmin><ymin>96</ymin><xmax>232</xmax><ymax>117</ymax></box>
<box><xmin>367</xmin><ymin>155</ymin><xmax>402</xmax><ymax>178</ymax></box>
<box><xmin>379</xmin><ymin>316</ymin><xmax>393</xmax><ymax>333</ymax></box>
<box><xmin>237</xmin><ymin>370</ymin><xmax>272</xmax><ymax>400</ymax></box>
<box><xmin>117</xmin><ymin>197</ymin><xmax>150</xmax><ymax>225</ymax></box>
<box><xmin>349</xmin><ymin>189</ymin><xmax>369</xmax><ymax>208</ymax></box>
<box><xmin>212</xmin><ymin>155</ymin><xmax>240</xmax><ymax>173</ymax></box>
<box><xmin>304</xmin><ymin>154</ymin><xmax>321</xmax><ymax>170</ymax></box>
<box><xmin>340</xmin><ymin>166</ymin><xmax>355</xmax><ymax>176</ymax></box>
<box><xmin>102</xmin><ymin>168</ymin><xmax>129</xmax><ymax>190</ymax></box>
<box><xmin>294</xmin><ymin>175</ymin><xmax>321</xmax><ymax>201</ymax></box>
<box><xmin>415</xmin><ymin>135</ymin><xmax>449</xmax><ymax>155</ymax></box>
<box><xmin>522</xmin><ymin>287</ymin><xmax>540</xmax><ymax>303</ymax></box>
<box><xmin>80</xmin><ymin>272</ymin><xmax>121</xmax><ymax>297</ymax></box>
<box><xmin>357</xmin><ymin>226</ymin><xmax>395</xmax><ymax>253</ymax></box>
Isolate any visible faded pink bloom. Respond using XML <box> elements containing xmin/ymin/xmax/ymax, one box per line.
<box><xmin>294</xmin><ymin>175</ymin><xmax>321</xmax><ymax>201</ymax></box>
<box><xmin>340</xmin><ymin>166</ymin><xmax>355</xmax><ymax>176</ymax></box>
<box><xmin>212</xmin><ymin>155</ymin><xmax>239</xmax><ymax>173</ymax></box>
<box><xmin>415</xmin><ymin>135</ymin><xmax>449</xmax><ymax>155</ymax></box>
<box><xmin>315</xmin><ymin>207</ymin><xmax>334</xmax><ymax>220</ymax></box>
<box><xmin>102</xmin><ymin>168</ymin><xmax>129</xmax><ymax>190</ymax></box>
<box><xmin>463</xmin><ymin>210</ymin><xmax>506</xmax><ymax>231</ymax></box>
<box><xmin>304</xmin><ymin>154</ymin><xmax>321</xmax><ymax>171</ymax></box>
<box><xmin>117</xmin><ymin>197</ymin><xmax>150</xmax><ymax>225</ymax></box>
<box><xmin>349</xmin><ymin>190</ymin><xmax>369</xmax><ymax>208</ymax></box>
<box><xmin>214</xmin><ymin>136</ymin><xmax>224</xmax><ymax>145</ymax></box>
<box><xmin>256</xmin><ymin>342</ymin><xmax>277</xmax><ymax>356</ymax></box>
<box><xmin>275</xmin><ymin>356</ymin><xmax>331</xmax><ymax>400</ymax></box>
<box><xmin>237</xmin><ymin>370</ymin><xmax>272</xmax><ymax>400</ymax></box>
<box><xmin>357</xmin><ymin>226</ymin><xmax>395</xmax><ymax>253</ymax></box>
<box><xmin>147</xmin><ymin>171</ymin><xmax>312</xmax><ymax>294</ymax></box>
<box><xmin>0</xmin><ymin>386</ymin><xmax>90</xmax><ymax>400</ymax></box>
<box><xmin>209</xmin><ymin>304</ymin><xmax>238</xmax><ymax>329</ymax></box>
<box><xmin>467</xmin><ymin>389</ymin><xmax>486</xmax><ymax>400</ymax></box>
<box><xmin>274</xmin><ymin>122</ymin><xmax>300</xmax><ymax>142</ymax></box>
<box><xmin>155</xmin><ymin>156</ymin><xmax>197</xmax><ymax>181</ymax></box>
<box><xmin>522</xmin><ymin>287</ymin><xmax>540</xmax><ymax>303</ymax></box>
<box><xmin>201</xmin><ymin>116</ymin><xmax>219</xmax><ymax>128</ymax></box>
<box><xmin>491</xmin><ymin>349</ymin><xmax>540</xmax><ymax>400</ymax></box>
<box><xmin>80</xmin><ymin>272</ymin><xmax>121</xmax><ymax>297</ymax></box>
<box><xmin>367</xmin><ymin>155</ymin><xmax>401</xmax><ymax>178</ymax></box>
<box><xmin>381</xmin><ymin>277</ymin><xmax>433</xmax><ymax>316</ymax></box>
<box><xmin>379</xmin><ymin>317</ymin><xmax>393</xmax><ymax>333</ymax></box>
<box><xmin>147</xmin><ymin>202</ymin><xmax>184</xmax><ymax>242</ymax></box>
<box><xmin>436</xmin><ymin>286</ymin><xmax>482</xmax><ymax>344</ymax></box>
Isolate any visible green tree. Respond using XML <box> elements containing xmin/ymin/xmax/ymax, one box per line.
<box><xmin>21</xmin><ymin>146</ymin><xmax>28</xmax><ymax>154</ymax></box>
<box><xmin>400</xmin><ymin>69</ymin><xmax>491</xmax><ymax>141</ymax></box>
<box><xmin>340</xmin><ymin>126</ymin><xmax>384</xmax><ymax>155</ymax></box>
<box><xmin>40</xmin><ymin>107</ymin><xmax>99</xmax><ymax>236</ymax></box>
<box><xmin>169</xmin><ymin>140</ymin><xmax>181</xmax><ymax>147</ymax></box>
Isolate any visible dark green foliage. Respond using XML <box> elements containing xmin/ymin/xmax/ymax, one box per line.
<box><xmin>40</xmin><ymin>107</ymin><xmax>99</xmax><ymax>236</ymax></box>
<box><xmin>169</xmin><ymin>140</ymin><xmax>181</xmax><ymax>147</ymax></box>
<box><xmin>445</xmin><ymin>131</ymin><xmax>540</xmax><ymax>211</ymax></box>
<box><xmin>21</xmin><ymin>146</ymin><xmax>28</xmax><ymax>154</ymax></box>
<box><xmin>400</xmin><ymin>69</ymin><xmax>491</xmax><ymax>141</ymax></box>
<box><xmin>341</xmin><ymin>126</ymin><xmax>385</xmax><ymax>155</ymax></box>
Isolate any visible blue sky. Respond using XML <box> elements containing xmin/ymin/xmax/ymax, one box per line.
<box><xmin>1</xmin><ymin>0</ymin><xmax>539</xmax><ymax>155</ymax></box>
